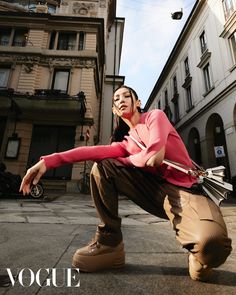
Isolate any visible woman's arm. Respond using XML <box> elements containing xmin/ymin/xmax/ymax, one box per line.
<box><xmin>20</xmin><ymin>143</ymin><xmax>127</xmax><ymax>195</ymax></box>
<box><xmin>41</xmin><ymin>144</ymin><xmax>127</xmax><ymax>169</ymax></box>
<box><xmin>146</xmin><ymin>146</ymin><xmax>166</xmax><ymax>167</ymax></box>
<box><xmin>118</xmin><ymin>110</ymin><xmax>172</xmax><ymax>167</ymax></box>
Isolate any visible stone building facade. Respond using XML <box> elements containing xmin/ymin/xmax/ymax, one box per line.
<box><xmin>0</xmin><ymin>0</ymin><xmax>124</xmax><ymax>191</ymax></box>
<box><xmin>145</xmin><ymin>0</ymin><xmax>236</xmax><ymax>183</ymax></box>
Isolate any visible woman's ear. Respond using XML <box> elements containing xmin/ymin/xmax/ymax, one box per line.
<box><xmin>112</xmin><ymin>105</ymin><xmax>121</xmax><ymax>116</ymax></box>
<box><xmin>112</xmin><ymin>106</ymin><xmax>116</xmax><ymax>114</ymax></box>
<box><xmin>136</xmin><ymin>99</ymin><xmax>141</xmax><ymax>108</ymax></box>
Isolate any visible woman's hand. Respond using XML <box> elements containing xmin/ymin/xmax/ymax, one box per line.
<box><xmin>20</xmin><ymin>159</ymin><xmax>47</xmax><ymax>195</ymax></box>
<box><xmin>146</xmin><ymin>146</ymin><xmax>165</xmax><ymax>167</ymax></box>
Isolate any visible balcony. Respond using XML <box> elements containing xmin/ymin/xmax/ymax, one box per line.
<box><xmin>0</xmin><ymin>88</ymin><xmax>90</xmax><ymax>124</ymax></box>
<box><xmin>0</xmin><ymin>40</ymin><xmax>9</xmax><ymax>46</ymax></box>
<box><xmin>12</xmin><ymin>40</ymin><xmax>26</xmax><ymax>47</ymax></box>
<box><xmin>34</xmin><ymin>89</ymin><xmax>70</xmax><ymax>99</ymax></box>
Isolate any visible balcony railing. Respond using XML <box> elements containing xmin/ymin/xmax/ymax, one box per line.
<box><xmin>34</xmin><ymin>89</ymin><xmax>70</xmax><ymax>98</ymax></box>
<box><xmin>12</xmin><ymin>41</ymin><xmax>27</xmax><ymax>47</ymax></box>
<box><xmin>57</xmin><ymin>42</ymin><xmax>76</xmax><ymax>51</ymax></box>
<box><xmin>0</xmin><ymin>88</ymin><xmax>88</xmax><ymax>122</ymax></box>
<box><xmin>0</xmin><ymin>40</ymin><xmax>10</xmax><ymax>46</ymax></box>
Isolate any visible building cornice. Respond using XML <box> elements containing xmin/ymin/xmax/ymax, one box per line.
<box><xmin>0</xmin><ymin>53</ymin><xmax>98</xmax><ymax>67</ymax></box>
<box><xmin>220</xmin><ymin>10</ymin><xmax>236</xmax><ymax>38</ymax></box>
<box><xmin>0</xmin><ymin>11</ymin><xmax>105</xmax><ymax>30</ymax></box>
<box><xmin>0</xmin><ymin>11</ymin><xmax>105</xmax><ymax>65</ymax></box>
<box><xmin>105</xmin><ymin>75</ymin><xmax>125</xmax><ymax>83</ymax></box>
<box><xmin>182</xmin><ymin>75</ymin><xmax>192</xmax><ymax>89</ymax></box>
<box><xmin>197</xmin><ymin>50</ymin><xmax>211</xmax><ymax>68</ymax></box>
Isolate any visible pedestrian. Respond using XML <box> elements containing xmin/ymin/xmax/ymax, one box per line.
<box><xmin>20</xmin><ymin>85</ymin><xmax>232</xmax><ymax>281</ymax></box>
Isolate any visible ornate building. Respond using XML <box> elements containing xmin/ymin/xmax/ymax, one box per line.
<box><xmin>0</xmin><ymin>0</ymin><xmax>124</xmax><ymax>192</ymax></box>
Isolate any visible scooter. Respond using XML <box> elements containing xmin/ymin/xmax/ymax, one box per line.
<box><xmin>0</xmin><ymin>162</ymin><xmax>44</xmax><ymax>199</ymax></box>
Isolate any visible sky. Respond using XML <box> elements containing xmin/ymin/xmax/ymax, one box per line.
<box><xmin>116</xmin><ymin>0</ymin><xmax>196</xmax><ymax>106</ymax></box>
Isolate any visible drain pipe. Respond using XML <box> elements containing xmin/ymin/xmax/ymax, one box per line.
<box><xmin>111</xmin><ymin>18</ymin><xmax>118</xmax><ymax>133</ymax></box>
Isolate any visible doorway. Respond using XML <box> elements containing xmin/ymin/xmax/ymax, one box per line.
<box><xmin>0</xmin><ymin>116</ymin><xmax>7</xmax><ymax>154</ymax></box>
<box><xmin>188</xmin><ymin>127</ymin><xmax>202</xmax><ymax>165</ymax></box>
<box><xmin>28</xmin><ymin>125</ymin><xmax>76</xmax><ymax>179</ymax></box>
<box><xmin>206</xmin><ymin>113</ymin><xmax>231</xmax><ymax>180</ymax></box>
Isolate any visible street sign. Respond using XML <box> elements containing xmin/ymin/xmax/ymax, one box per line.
<box><xmin>214</xmin><ymin>146</ymin><xmax>225</xmax><ymax>158</ymax></box>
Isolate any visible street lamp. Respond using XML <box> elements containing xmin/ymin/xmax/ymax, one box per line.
<box><xmin>171</xmin><ymin>8</ymin><xmax>183</xmax><ymax>20</ymax></box>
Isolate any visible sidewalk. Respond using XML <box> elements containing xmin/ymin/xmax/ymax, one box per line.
<box><xmin>0</xmin><ymin>193</ymin><xmax>235</xmax><ymax>295</ymax></box>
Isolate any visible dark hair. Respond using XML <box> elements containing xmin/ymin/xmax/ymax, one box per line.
<box><xmin>114</xmin><ymin>85</ymin><xmax>140</xmax><ymax>108</ymax></box>
<box><xmin>110</xmin><ymin>85</ymin><xmax>141</xmax><ymax>143</ymax></box>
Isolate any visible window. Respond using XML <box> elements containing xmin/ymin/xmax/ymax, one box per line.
<box><xmin>0</xmin><ymin>28</ymin><xmax>11</xmax><ymax>46</ymax></box>
<box><xmin>0</xmin><ymin>67</ymin><xmax>11</xmax><ymax>88</ymax></box>
<box><xmin>57</xmin><ymin>32</ymin><xmax>76</xmax><ymax>50</ymax></box>
<box><xmin>47</xmin><ymin>5</ymin><xmax>56</xmax><ymax>14</ymax></box>
<box><xmin>13</xmin><ymin>29</ymin><xmax>28</xmax><ymax>47</ymax></box>
<box><xmin>174</xmin><ymin>100</ymin><xmax>180</xmax><ymax>122</ymax></box>
<box><xmin>173</xmin><ymin>75</ymin><xmax>178</xmax><ymax>94</ymax></box>
<box><xmin>203</xmin><ymin>63</ymin><xmax>212</xmax><ymax>92</ymax></box>
<box><xmin>164</xmin><ymin>89</ymin><xmax>168</xmax><ymax>107</ymax></box>
<box><xmin>8</xmin><ymin>1</ymin><xmax>57</xmax><ymax>13</ymax></box>
<box><xmin>172</xmin><ymin>76</ymin><xmax>179</xmax><ymax>122</ymax></box>
<box><xmin>184</xmin><ymin>57</ymin><xmax>190</xmax><ymax>76</ymax></box>
<box><xmin>52</xmin><ymin>70</ymin><xmax>70</xmax><ymax>93</ymax></box>
<box><xmin>49</xmin><ymin>31</ymin><xmax>56</xmax><ymax>50</ymax></box>
<box><xmin>186</xmin><ymin>85</ymin><xmax>193</xmax><ymax>110</ymax></box>
<box><xmin>0</xmin><ymin>28</ymin><xmax>28</xmax><ymax>47</ymax></box>
<box><xmin>164</xmin><ymin>90</ymin><xmax>173</xmax><ymax>121</ymax></box>
<box><xmin>229</xmin><ymin>31</ymin><xmax>236</xmax><ymax>63</ymax></box>
<box><xmin>222</xmin><ymin>0</ymin><xmax>236</xmax><ymax>20</ymax></box>
<box><xmin>49</xmin><ymin>31</ymin><xmax>85</xmax><ymax>51</ymax></box>
<box><xmin>199</xmin><ymin>31</ymin><xmax>207</xmax><ymax>54</ymax></box>
<box><xmin>78</xmin><ymin>32</ymin><xmax>85</xmax><ymax>50</ymax></box>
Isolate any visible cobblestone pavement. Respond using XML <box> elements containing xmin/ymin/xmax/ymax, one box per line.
<box><xmin>0</xmin><ymin>194</ymin><xmax>167</xmax><ymax>225</ymax></box>
<box><xmin>0</xmin><ymin>194</ymin><xmax>235</xmax><ymax>295</ymax></box>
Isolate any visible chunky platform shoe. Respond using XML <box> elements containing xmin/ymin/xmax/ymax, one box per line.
<box><xmin>188</xmin><ymin>253</ymin><xmax>213</xmax><ymax>281</ymax></box>
<box><xmin>72</xmin><ymin>240</ymin><xmax>125</xmax><ymax>272</ymax></box>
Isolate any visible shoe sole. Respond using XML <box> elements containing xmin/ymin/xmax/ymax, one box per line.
<box><xmin>72</xmin><ymin>249</ymin><xmax>125</xmax><ymax>272</ymax></box>
<box><xmin>188</xmin><ymin>254</ymin><xmax>213</xmax><ymax>281</ymax></box>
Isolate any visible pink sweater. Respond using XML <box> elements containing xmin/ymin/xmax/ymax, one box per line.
<box><xmin>41</xmin><ymin>110</ymin><xmax>196</xmax><ymax>188</ymax></box>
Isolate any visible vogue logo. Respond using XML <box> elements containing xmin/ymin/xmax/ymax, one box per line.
<box><xmin>5</xmin><ymin>268</ymin><xmax>80</xmax><ymax>288</ymax></box>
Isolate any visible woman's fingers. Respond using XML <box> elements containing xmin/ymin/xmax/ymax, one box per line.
<box><xmin>20</xmin><ymin>171</ymin><xmax>35</xmax><ymax>195</ymax></box>
<box><xmin>20</xmin><ymin>160</ymin><xmax>46</xmax><ymax>195</ymax></box>
<box><xmin>32</xmin><ymin>170</ymin><xmax>44</xmax><ymax>185</ymax></box>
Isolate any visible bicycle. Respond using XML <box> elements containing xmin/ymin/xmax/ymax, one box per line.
<box><xmin>0</xmin><ymin>162</ymin><xmax>44</xmax><ymax>199</ymax></box>
<box><xmin>77</xmin><ymin>172</ymin><xmax>90</xmax><ymax>194</ymax></box>
<box><xmin>30</xmin><ymin>183</ymin><xmax>44</xmax><ymax>198</ymax></box>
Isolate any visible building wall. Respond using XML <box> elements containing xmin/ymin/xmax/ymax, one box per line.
<box><xmin>101</xmin><ymin>17</ymin><xmax>125</xmax><ymax>144</ymax></box>
<box><xmin>0</xmin><ymin>0</ymin><xmax>124</xmax><ymax>190</ymax></box>
<box><xmin>145</xmin><ymin>0</ymin><xmax>236</xmax><ymax>180</ymax></box>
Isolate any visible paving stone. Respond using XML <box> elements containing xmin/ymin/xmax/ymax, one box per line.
<box><xmin>0</xmin><ymin>194</ymin><xmax>235</xmax><ymax>295</ymax></box>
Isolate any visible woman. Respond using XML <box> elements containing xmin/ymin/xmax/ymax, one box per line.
<box><xmin>20</xmin><ymin>85</ymin><xmax>232</xmax><ymax>281</ymax></box>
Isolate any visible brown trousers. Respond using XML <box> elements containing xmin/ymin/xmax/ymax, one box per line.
<box><xmin>90</xmin><ymin>159</ymin><xmax>232</xmax><ymax>268</ymax></box>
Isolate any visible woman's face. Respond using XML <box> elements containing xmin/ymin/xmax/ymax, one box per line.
<box><xmin>113</xmin><ymin>87</ymin><xmax>140</xmax><ymax>118</ymax></box>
